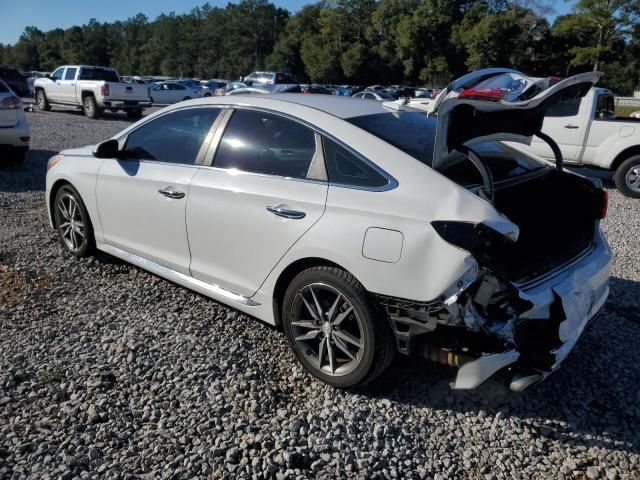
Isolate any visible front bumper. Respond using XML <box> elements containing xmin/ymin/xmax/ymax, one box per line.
<box><xmin>453</xmin><ymin>229</ymin><xmax>612</xmax><ymax>389</ymax></box>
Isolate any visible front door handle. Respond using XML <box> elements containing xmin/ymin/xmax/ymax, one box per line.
<box><xmin>564</xmin><ymin>124</ymin><xmax>579</xmax><ymax>129</ymax></box>
<box><xmin>158</xmin><ymin>187</ymin><xmax>185</xmax><ymax>199</ymax></box>
<box><xmin>266</xmin><ymin>205</ymin><xmax>306</xmax><ymax>219</ymax></box>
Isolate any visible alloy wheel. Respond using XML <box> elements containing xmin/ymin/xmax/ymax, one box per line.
<box><xmin>625</xmin><ymin>165</ymin><xmax>640</xmax><ymax>192</ymax></box>
<box><xmin>56</xmin><ymin>193</ymin><xmax>86</xmax><ymax>252</ymax></box>
<box><xmin>290</xmin><ymin>283</ymin><xmax>364</xmax><ymax>376</ymax></box>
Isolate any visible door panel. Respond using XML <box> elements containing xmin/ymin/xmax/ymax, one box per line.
<box><xmin>96</xmin><ymin>160</ymin><xmax>197</xmax><ymax>274</ymax></box>
<box><xmin>59</xmin><ymin>67</ymin><xmax>77</xmax><ymax>103</ymax></box>
<box><xmin>187</xmin><ymin>169</ymin><xmax>327</xmax><ymax>297</ymax></box>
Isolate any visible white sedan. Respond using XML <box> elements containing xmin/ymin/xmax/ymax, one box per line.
<box><xmin>352</xmin><ymin>91</ymin><xmax>395</xmax><ymax>101</ymax></box>
<box><xmin>0</xmin><ymin>80</ymin><xmax>30</xmax><ymax>165</ymax></box>
<box><xmin>149</xmin><ymin>81</ymin><xmax>202</xmax><ymax>105</ymax></box>
<box><xmin>45</xmin><ymin>82</ymin><xmax>611</xmax><ymax>390</ymax></box>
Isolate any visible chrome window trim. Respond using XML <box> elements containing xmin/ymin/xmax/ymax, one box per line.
<box><xmin>205</xmin><ymin>105</ymin><xmax>398</xmax><ymax>192</ymax></box>
<box><xmin>116</xmin><ymin>105</ymin><xmax>228</xmax><ymax>166</ymax></box>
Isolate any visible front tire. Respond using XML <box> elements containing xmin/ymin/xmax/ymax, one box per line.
<box><xmin>53</xmin><ymin>185</ymin><xmax>95</xmax><ymax>257</ymax></box>
<box><xmin>282</xmin><ymin>266</ymin><xmax>395</xmax><ymax>388</ymax></box>
<box><xmin>614</xmin><ymin>155</ymin><xmax>640</xmax><ymax>198</ymax></box>
<box><xmin>83</xmin><ymin>96</ymin><xmax>102</xmax><ymax>119</ymax></box>
<box><xmin>36</xmin><ymin>90</ymin><xmax>51</xmax><ymax>111</ymax></box>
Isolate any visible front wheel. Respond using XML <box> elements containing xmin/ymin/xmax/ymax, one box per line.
<box><xmin>614</xmin><ymin>155</ymin><xmax>640</xmax><ymax>198</ymax></box>
<box><xmin>36</xmin><ymin>90</ymin><xmax>51</xmax><ymax>111</ymax></box>
<box><xmin>282</xmin><ymin>266</ymin><xmax>395</xmax><ymax>388</ymax></box>
<box><xmin>53</xmin><ymin>185</ymin><xmax>95</xmax><ymax>257</ymax></box>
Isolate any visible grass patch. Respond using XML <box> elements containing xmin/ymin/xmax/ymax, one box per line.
<box><xmin>38</xmin><ymin>367</ymin><xmax>65</xmax><ymax>385</ymax></box>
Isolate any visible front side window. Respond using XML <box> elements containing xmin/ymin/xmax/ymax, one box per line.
<box><xmin>214</xmin><ymin>109</ymin><xmax>316</xmax><ymax>179</ymax></box>
<box><xmin>122</xmin><ymin>108</ymin><xmax>220</xmax><ymax>164</ymax></box>
<box><xmin>64</xmin><ymin>68</ymin><xmax>77</xmax><ymax>80</ymax></box>
<box><xmin>51</xmin><ymin>68</ymin><xmax>64</xmax><ymax>81</ymax></box>
<box><xmin>322</xmin><ymin>137</ymin><xmax>389</xmax><ymax>188</ymax></box>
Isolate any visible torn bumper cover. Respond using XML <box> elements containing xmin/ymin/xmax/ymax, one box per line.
<box><xmin>378</xmin><ymin>229</ymin><xmax>612</xmax><ymax>391</ymax></box>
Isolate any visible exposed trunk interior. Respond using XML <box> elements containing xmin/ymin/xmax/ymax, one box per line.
<box><xmin>492</xmin><ymin>169</ymin><xmax>600</xmax><ymax>281</ymax></box>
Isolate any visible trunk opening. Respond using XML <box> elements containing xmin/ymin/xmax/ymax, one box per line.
<box><xmin>492</xmin><ymin>169</ymin><xmax>600</xmax><ymax>282</ymax></box>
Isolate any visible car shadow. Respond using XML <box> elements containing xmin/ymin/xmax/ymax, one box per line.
<box><xmin>364</xmin><ymin>275</ymin><xmax>640</xmax><ymax>455</ymax></box>
<box><xmin>0</xmin><ymin>149</ymin><xmax>57</xmax><ymax>193</ymax></box>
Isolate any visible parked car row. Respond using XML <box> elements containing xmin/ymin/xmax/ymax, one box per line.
<box><xmin>0</xmin><ymin>79</ymin><xmax>30</xmax><ymax>164</ymax></box>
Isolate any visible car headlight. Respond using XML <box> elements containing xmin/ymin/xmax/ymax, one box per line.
<box><xmin>47</xmin><ymin>154</ymin><xmax>63</xmax><ymax>171</ymax></box>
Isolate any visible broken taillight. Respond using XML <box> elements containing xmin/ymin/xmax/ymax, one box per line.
<box><xmin>458</xmin><ymin>88</ymin><xmax>504</xmax><ymax>102</ymax></box>
<box><xmin>597</xmin><ymin>190</ymin><xmax>608</xmax><ymax>219</ymax></box>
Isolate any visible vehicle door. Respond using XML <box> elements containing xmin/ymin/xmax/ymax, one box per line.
<box><xmin>187</xmin><ymin>108</ymin><xmax>328</xmax><ymax>297</ymax></box>
<box><xmin>171</xmin><ymin>83</ymin><xmax>189</xmax><ymax>102</ymax></box>
<box><xmin>95</xmin><ymin>106</ymin><xmax>223</xmax><ymax>274</ymax></box>
<box><xmin>580</xmin><ymin>92</ymin><xmax>622</xmax><ymax>165</ymax></box>
<box><xmin>151</xmin><ymin>83</ymin><xmax>171</xmax><ymax>104</ymax></box>
<box><xmin>59</xmin><ymin>67</ymin><xmax>77</xmax><ymax>103</ymax></box>
<box><xmin>528</xmin><ymin>95</ymin><xmax>589</xmax><ymax>163</ymax></box>
<box><xmin>47</xmin><ymin>67</ymin><xmax>66</xmax><ymax>102</ymax></box>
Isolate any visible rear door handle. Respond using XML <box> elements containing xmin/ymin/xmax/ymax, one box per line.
<box><xmin>158</xmin><ymin>187</ymin><xmax>185</xmax><ymax>199</ymax></box>
<box><xmin>564</xmin><ymin>124</ymin><xmax>579</xmax><ymax>129</ymax></box>
<box><xmin>267</xmin><ymin>205</ymin><xmax>306</xmax><ymax>219</ymax></box>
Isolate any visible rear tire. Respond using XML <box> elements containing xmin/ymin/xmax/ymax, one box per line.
<box><xmin>83</xmin><ymin>96</ymin><xmax>102</xmax><ymax>119</ymax></box>
<box><xmin>53</xmin><ymin>185</ymin><xmax>95</xmax><ymax>258</ymax></box>
<box><xmin>126</xmin><ymin>109</ymin><xmax>143</xmax><ymax>120</ymax></box>
<box><xmin>36</xmin><ymin>90</ymin><xmax>51</xmax><ymax>111</ymax></box>
<box><xmin>614</xmin><ymin>155</ymin><xmax>640</xmax><ymax>198</ymax></box>
<box><xmin>282</xmin><ymin>266</ymin><xmax>395</xmax><ymax>389</ymax></box>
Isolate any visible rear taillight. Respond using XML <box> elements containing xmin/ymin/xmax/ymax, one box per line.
<box><xmin>101</xmin><ymin>84</ymin><xmax>110</xmax><ymax>96</ymax></box>
<box><xmin>458</xmin><ymin>88</ymin><xmax>504</xmax><ymax>102</ymax></box>
<box><xmin>598</xmin><ymin>190</ymin><xmax>608</xmax><ymax>219</ymax></box>
<box><xmin>303</xmin><ymin>88</ymin><xmax>310</xmax><ymax>94</ymax></box>
<box><xmin>0</xmin><ymin>96</ymin><xmax>22</xmax><ymax>110</ymax></box>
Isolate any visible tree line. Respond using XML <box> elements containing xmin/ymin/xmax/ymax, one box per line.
<box><xmin>1</xmin><ymin>0</ymin><xmax>639</xmax><ymax>94</ymax></box>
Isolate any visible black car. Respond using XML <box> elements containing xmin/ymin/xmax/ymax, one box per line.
<box><xmin>0</xmin><ymin>66</ymin><xmax>29</xmax><ymax>97</ymax></box>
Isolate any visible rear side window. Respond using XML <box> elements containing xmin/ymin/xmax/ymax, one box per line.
<box><xmin>64</xmin><ymin>68</ymin><xmax>77</xmax><ymax>80</ymax></box>
<box><xmin>595</xmin><ymin>94</ymin><xmax>615</xmax><ymax>119</ymax></box>
<box><xmin>214</xmin><ymin>109</ymin><xmax>316</xmax><ymax>179</ymax></box>
<box><xmin>79</xmin><ymin>68</ymin><xmax>119</xmax><ymax>82</ymax></box>
<box><xmin>322</xmin><ymin>137</ymin><xmax>389</xmax><ymax>188</ymax></box>
<box><xmin>545</xmin><ymin>97</ymin><xmax>581</xmax><ymax>117</ymax></box>
<box><xmin>123</xmin><ymin>108</ymin><xmax>220</xmax><ymax>164</ymax></box>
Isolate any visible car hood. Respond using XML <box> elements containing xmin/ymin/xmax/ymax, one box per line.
<box><xmin>431</xmin><ymin>71</ymin><xmax>601</xmax><ymax>171</ymax></box>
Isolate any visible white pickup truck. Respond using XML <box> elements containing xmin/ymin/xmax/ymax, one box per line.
<box><xmin>34</xmin><ymin>65</ymin><xmax>151</xmax><ymax>119</ymax></box>
<box><xmin>522</xmin><ymin>87</ymin><xmax>640</xmax><ymax>197</ymax></box>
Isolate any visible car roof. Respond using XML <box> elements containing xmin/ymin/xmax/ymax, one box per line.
<box><xmin>235</xmin><ymin>93</ymin><xmax>390</xmax><ymax>118</ymax></box>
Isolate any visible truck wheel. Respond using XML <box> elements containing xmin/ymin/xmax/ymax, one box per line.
<box><xmin>36</xmin><ymin>90</ymin><xmax>51</xmax><ymax>111</ymax></box>
<box><xmin>126</xmin><ymin>109</ymin><xmax>143</xmax><ymax>120</ymax></box>
<box><xmin>614</xmin><ymin>155</ymin><xmax>640</xmax><ymax>198</ymax></box>
<box><xmin>83</xmin><ymin>96</ymin><xmax>102</xmax><ymax>119</ymax></box>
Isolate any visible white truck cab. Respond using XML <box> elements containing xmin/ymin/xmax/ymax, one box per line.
<box><xmin>34</xmin><ymin>65</ymin><xmax>151</xmax><ymax>120</ymax></box>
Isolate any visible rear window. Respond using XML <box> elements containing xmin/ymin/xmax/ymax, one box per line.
<box><xmin>346</xmin><ymin>111</ymin><xmax>544</xmax><ymax>183</ymax></box>
<box><xmin>79</xmin><ymin>68</ymin><xmax>119</xmax><ymax>82</ymax></box>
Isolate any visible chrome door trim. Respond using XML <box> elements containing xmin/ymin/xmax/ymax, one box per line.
<box><xmin>202</xmin><ymin>108</ymin><xmax>233</xmax><ymax>167</ymax></box>
<box><xmin>266</xmin><ymin>205</ymin><xmax>307</xmax><ymax>219</ymax></box>
<box><xmin>100</xmin><ymin>244</ymin><xmax>260</xmax><ymax>306</ymax></box>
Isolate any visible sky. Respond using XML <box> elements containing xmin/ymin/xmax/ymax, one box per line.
<box><xmin>1</xmin><ymin>0</ymin><xmax>575</xmax><ymax>46</ymax></box>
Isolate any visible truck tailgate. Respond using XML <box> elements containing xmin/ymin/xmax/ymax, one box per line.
<box><xmin>105</xmin><ymin>82</ymin><xmax>149</xmax><ymax>101</ymax></box>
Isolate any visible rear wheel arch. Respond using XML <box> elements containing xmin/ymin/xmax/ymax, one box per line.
<box><xmin>272</xmin><ymin>257</ymin><xmax>357</xmax><ymax>328</ymax></box>
<box><xmin>611</xmin><ymin>145</ymin><xmax>640</xmax><ymax>171</ymax></box>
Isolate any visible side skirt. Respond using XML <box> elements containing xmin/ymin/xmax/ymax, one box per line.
<box><xmin>98</xmin><ymin>243</ymin><xmax>260</xmax><ymax>308</ymax></box>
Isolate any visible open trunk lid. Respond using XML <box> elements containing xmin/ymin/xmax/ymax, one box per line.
<box><xmin>431</xmin><ymin>71</ymin><xmax>601</xmax><ymax>171</ymax></box>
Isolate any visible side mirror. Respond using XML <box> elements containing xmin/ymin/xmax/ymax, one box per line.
<box><xmin>45</xmin><ymin>74</ymin><xmax>52</xmax><ymax>80</ymax></box>
<box><xmin>93</xmin><ymin>139</ymin><xmax>121</xmax><ymax>158</ymax></box>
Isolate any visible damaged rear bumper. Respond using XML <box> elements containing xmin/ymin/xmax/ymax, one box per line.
<box><xmin>378</xmin><ymin>229</ymin><xmax>612</xmax><ymax>390</ymax></box>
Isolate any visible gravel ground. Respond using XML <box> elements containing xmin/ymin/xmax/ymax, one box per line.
<box><xmin>1</xmin><ymin>106</ymin><xmax>639</xmax><ymax>480</ymax></box>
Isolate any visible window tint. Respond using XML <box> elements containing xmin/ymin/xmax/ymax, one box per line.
<box><xmin>123</xmin><ymin>108</ymin><xmax>219</xmax><ymax>164</ymax></box>
<box><xmin>214</xmin><ymin>109</ymin><xmax>316</xmax><ymax>179</ymax></box>
<box><xmin>346</xmin><ymin>111</ymin><xmax>437</xmax><ymax>166</ymax></box>
<box><xmin>51</xmin><ymin>68</ymin><xmax>64</xmax><ymax>81</ymax></box>
<box><xmin>64</xmin><ymin>68</ymin><xmax>77</xmax><ymax>80</ymax></box>
<box><xmin>78</xmin><ymin>68</ymin><xmax>119</xmax><ymax>82</ymax></box>
<box><xmin>322</xmin><ymin>137</ymin><xmax>389</xmax><ymax>188</ymax></box>
<box><xmin>545</xmin><ymin>97</ymin><xmax>581</xmax><ymax>117</ymax></box>
<box><xmin>0</xmin><ymin>81</ymin><xmax>9</xmax><ymax>93</ymax></box>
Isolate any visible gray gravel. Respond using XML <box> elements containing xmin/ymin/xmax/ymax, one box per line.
<box><xmin>1</xmin><ymin>106</ymin><xmax>639</xmax><ymax>479</ymax></box>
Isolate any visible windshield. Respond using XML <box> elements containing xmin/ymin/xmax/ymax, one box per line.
<box><xmin>346</xmin><ymin>111</ymin><xmax>545</xmax><ymax>182</ymax></box>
